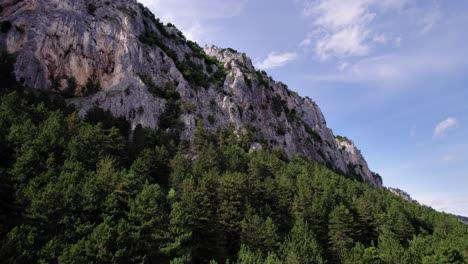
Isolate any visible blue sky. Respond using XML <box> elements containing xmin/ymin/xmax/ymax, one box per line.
<box><xmin>140</xmin><ymin>0</ymin><xmax>468</xmax><ymax>216</ymax></box>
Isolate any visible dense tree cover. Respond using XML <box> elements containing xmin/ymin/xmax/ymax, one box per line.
<box><xmin>0</xmin><ymin>53</ymin><xmax>467</xmax><ymax>263</ymax></box>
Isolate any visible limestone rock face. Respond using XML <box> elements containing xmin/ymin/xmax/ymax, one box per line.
<box><xmin>388</xmin><ymin>188</ymin><xmax>416</xmax><ymax>203</ymax></box>
<box><xmin>0</xmin><ymin>0</ymin><xmax>383</xmax><ymax>187</ymax></box>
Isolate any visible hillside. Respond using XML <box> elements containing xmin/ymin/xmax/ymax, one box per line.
<box><xmin>0</xmin><ymin>0</ymin><xmax>381</xmax><ymax>186</ymax></box>
<box><xmin>458</xmin><ymin>215</ymin><xmax>468</xmax><ymax>225</ymax></box>
<box><xmin>0</xmin><ymin>86</ymin><xmax>466</xmax><ymax>263</ymax></box>
<box><xmin>0</xmin><ymin>1</ymin><xmax>467</xmax><ymax>263</ymax></box>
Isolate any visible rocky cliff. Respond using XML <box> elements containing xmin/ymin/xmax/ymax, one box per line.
<box><xmin>388</xmin><ymin>188</ymin><xmax>416</xmax><ymax>202</ymax></box>
<box><xmin>0</xmin><ymin>0</ymin><xmax>383</xmax><ymax>187</ymax></box>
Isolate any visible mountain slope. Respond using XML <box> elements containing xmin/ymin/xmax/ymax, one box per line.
<box><xmin>0</xmin><ymin>0</ymin><xmax>381</xmax><ymax>186</ymax></box>
<box><xmin>457</xmin><ymin>215</ymin><xmax>468</xmax><ymax>224</ymax></box>
<box><xmin>1</xmin><ymin>1</ymin><xmax>468</xmax><ymax>263</ymax></box>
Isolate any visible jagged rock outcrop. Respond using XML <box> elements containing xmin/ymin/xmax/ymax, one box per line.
<box><xmin>0</xmin><ymin>0</ymin><xmax>383</xmax><ymax>187</ymax></box>
<box><xmin>388</xmin><ymin>188</ymin><xmax>416</xmax><ymax>202</ymax></box>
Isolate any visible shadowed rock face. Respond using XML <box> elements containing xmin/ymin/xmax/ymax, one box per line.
<box><xmin>0</xmin><ymin>0</ymin><xmax>383</xmax><ymax>187</ymax></box>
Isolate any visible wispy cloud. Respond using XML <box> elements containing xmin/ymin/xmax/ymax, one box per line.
<box><xmin>441</xmin><ymin>155</ymin><xmax>456</xmax><ymax>162</ymax></box>
<box><xmin>303</xmin><ymin>8</ymin><xmax>468</xmax><ymax>87</ymax></box>
<box><xmin>415</xmin><ymin>193</ymin><xmax>468</xmax><ymax>216</ymax></box>
<box><xmin>256</xmin><ymin>52</ymin><xmax>298</xmax><ymax>70</ymax></box>
<box><xmin>300</xmin><ymin>0</ymin><xmax>406</xmax><ymax>60</ymax></box>
<box><xmin>434</xmin><ymin>117</ymin><xmax>458</xmax><ymax>138</ymax></box>
<box><xmin>139</xmin><ymin>0</ymin><xmax>248</xmax><ymax>43</ymax></box>
<box><xmin>418</xmin><ymin>4</ymin><xmax>442</xmax><ymax>34</ymax></box>
<box><xmin>305</xmin><ymin>49</ymin><xmax>468</xmax><ymax>86</ymax></box>
<box><xmin>140</xmin><ymin>0</ymin><xmax>247</xmax><ymax>20</ymax></box>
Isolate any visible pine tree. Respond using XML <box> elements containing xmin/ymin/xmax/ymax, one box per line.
<box><xmin>240</xmin><ymin>210</ymin><xmax>280</xmax><ymax>255</ymax></box>
<box><xmin>282</xmin><ymin>218</ymin><xmax>324</xmax><ymax>264</ymax></box>
<box><xmin>128</xmin><ymin>184</ymin><xmax>168</xmax><ymax>262</ymax></box>
<box><xmin>377</xmin><ymin>227</ymin><xmax>404</xmax><ymax>264</ymax></box>
<box><xmin>328</xmin><ymin>204</ymin><xmax>356</xmax><ymax>262</ymax></box>
<box><xmin>162</xmin><ymin>201</ymin><xmax>193</xmax><ymax>262</ymax></box>
<box><xmin>217</xmin><ymin>172</ymin><xmax>246</xmax><ymax>259</ymax></box>
<box><xmin>353</xmin><ymin>196</ymin><xmax>378</xmax><ymax>245</ymax></box>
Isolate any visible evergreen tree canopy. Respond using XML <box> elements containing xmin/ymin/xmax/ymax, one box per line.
<box><xmin>0</xmin><ymin>53</ymin><xmax>467</xmax><ymax>263</ymax></box>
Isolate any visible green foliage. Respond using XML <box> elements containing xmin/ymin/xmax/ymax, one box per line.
<box><xmin>256</xmin><ymin>70</ymin><xmax>270</xmax><ymax>88</ymax></box>
<box><xmin>225</xmin><ymin>48</ymin><xmax>239</xmax><ymax>54</ymax></box>
<box><xmin>236</xmin><ymin>245</ymin><xmax>281</xmax><ymax>264</ymax></box>
<box><xmin>336</xmin><ymin>135</ymin><xmax>351</xmax><ymax>142</ymax></box>
<box><xmin>328</xmin><ymin>204</ymin><xmax>356</xmax><ymax>262</ymax></box>
<box><xmin>187</xmin><ymin>40</ymin><xmax>206</xmax><ymax>59</ymax></box>
<box><xmin>271</xmin><ymin>95</ymin><xmax>286</xmax><ymax>116</ymax></box>
<box><xmin>177</xmin><ymin>59</ymin><xmax>208</xmax><ymax>88</ymax></box>
<box><xmin>275</xmin><ymin>123</ymin><xmax>286</xmax><ymax>136</ymax></box>
<box><xmin>207</xmin><ymin>113</ymin><xmax>216</xmax><ymax>125</ymax></box>
<box><xmin>139</xmin><ymin>29</ymin><xmax>178</xmax><ymax>62</ymax></box>
<box><xmin>0</xmin><ymin>59</ymin><xmax>466</xmax><ymax>262</ymax></box>
<box><xmin>117</xmin><ymin>6</ymin><xmax>137</xmax><ymax>18</ymax></box>
<box><xmin>84</xmin><ymin>106</ymin><xmax>130</xmax><ymax>138</ymax></box>
<box><xmin>240</xmin><ymin>212</ymin><xmax>280</xmax><ymax>255</ymax></box>
<box><xmin>304</xmin><ymin>123</ymin><xmax>323</xmax><ymax>144</ymax></box>
<box><xmin>138</xmin><ymin>23</ymin><xmax>226</xmax><ymax>90</ymax></box>
<box><xmin>63</xmin><ymin>77</ymin><xmax>77</xmax><ymax>98</ymax></box>
<box><xmin>159</xmin><ymin>95</ymin><xmax>182</xmax><ymax>130</ymax></box>
<box><xmin>282</xmin><ymin>218</ymin><xmax>325</xmax><ymax>264</ymax></box>
<box><xmin>138</xmin><ymin>73</ymin><xmax>180</xmax><ymax>100</ymax></box>
<box><xmin>137</xmin><ymin>73</ymin><xmax>183</xmax><ymax>135</ymax></box>
<box><xmin>181</xmin><ymin>101</ymin><xmax>196</xmax><ymax>114</ymax></box>
<box><xmin>139</xmin><ymin>30</ymin><xmax>163</xmax><ymax>47</ymax></box>
<box><xmin>378</xmin><ymin>228</ymin><xmax>404</xmax><ymax>263</ymax></box>
<box><xmin>271</xmin><ymin>94</ymin><xmax>297</xmax><ymax>122</ymax></box>
<box><xmin>83</xmin><ymin>74</ymin><xmax>100</xmax><ymax>96</ymax></box>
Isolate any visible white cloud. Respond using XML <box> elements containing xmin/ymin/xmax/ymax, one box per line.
<box><xmin>315</xmin><ymin>25</ymin><xmax>371</xmax><ymax>59</ymax></box>
<box><xmin>138</xmin><ymin>0</ymin><xmax>248</xmax><ymax>43</ymax></box>
<box><xmin>434</xmin><ymin>117</ymin><xmax>458</xmax><ymax>138</ymax></box>
<box><xmin>299</xmin><ymin>31</ymin><xmax>315</xmax><ymax>47</ymax></box>
<box><xmin>301</xmin><ymin>0</ymin><xmax>406</xmax><ymax>60</ymax></box>
<box><xmin>139</xmin><ymin>0</ymin><xmax>247</xmax><ymax>20</ymax></box>
<box><xmin>338</xmin><ymin>62</ymin><xmax>349</xmax><ymax>71</ymax></box>
<box><xmin>378</xmin><ymin>0</ymin><xmax>408</xmax><ymax>9</ymax></box>
<box><xmin>372</xmin><ymin>33</ymin><xmax>387</xmax><ymax>44</ymax></box>
<box><xmin>415</xmin><ymin>193</ymin><xmax>468</xmax><ymax>216</ymax></box>
<box><xmin>305</xmin><ymin>48</ymin><xmax>468</xmax><ymax>86</ymax></box>
<box><xmin>182</xmin><ymin>22</ymin><xmax>213</xmax><ymax>43</ymax></box>
<box><xmin>256</xmin><ymin>52</ymin><xmax>298</xmax><ymax>70</ymax></box>
<box><xmin>441</xmin><ymin>155</ymin><xmax>456</xmax><ymax>162</ymax></box>
<box><xmin>395</xmin><ymin>36</ymin><xmax>402</xmax><ymax>47</ymax></box>
<box><xmin>303</xmin><ymin>10</ymin><xmax>468</xmax><ymax>87</ymax></box>
<box><xmin>304</xmin><ymin>0</ymin><xmax>373</xmax><ymax>30</ymax></box>
<box><xmin>419</xmin><ymin>5</ymin><xmax>442</xmax><ymax>34</ymax></box>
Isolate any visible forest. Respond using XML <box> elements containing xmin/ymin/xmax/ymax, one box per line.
<box><xmin>0</xmin><ymin>51</ymin><xmax>467</xmax><ymax>263</ymax></box>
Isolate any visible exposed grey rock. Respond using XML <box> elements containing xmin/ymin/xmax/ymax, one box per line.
<box><xmin>388</xmin><ymin>188</ymin><xmax>416</xmax><ymax>202</ymax></box>
<box><xmin>249</xmin><ymin>143</ymin><xmax>263</xmax><ymax>153</ymax></box>
<box><xmin>0</xmin><ymin>0</ymin><xmax>383</xmax><ymax>187</ymax></box>
<box><xmin>456</xmin><ymin>215</ymin><xmax>468</xmax><ymax>225</ymax></box>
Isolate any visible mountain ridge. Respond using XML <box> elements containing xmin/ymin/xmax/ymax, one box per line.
<box><xmin>0</xmin><ymin>0</ymin><xmax>382</xmax><ymax>187</ymax></box>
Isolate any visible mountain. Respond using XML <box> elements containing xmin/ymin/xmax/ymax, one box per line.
<box><xmin>1</xmin><ymin>1</ymin><xmax>468</xmax><ymax>263</ymax></box>
<box><xmin>0</xmin><ymin>0</ymin><xmax>382</xmax><ymax>187</ymax></box>
<box><xmin>457</xmin><ymin>215</ymin><xmax>468</xmax><ymax>224</ymax></box>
